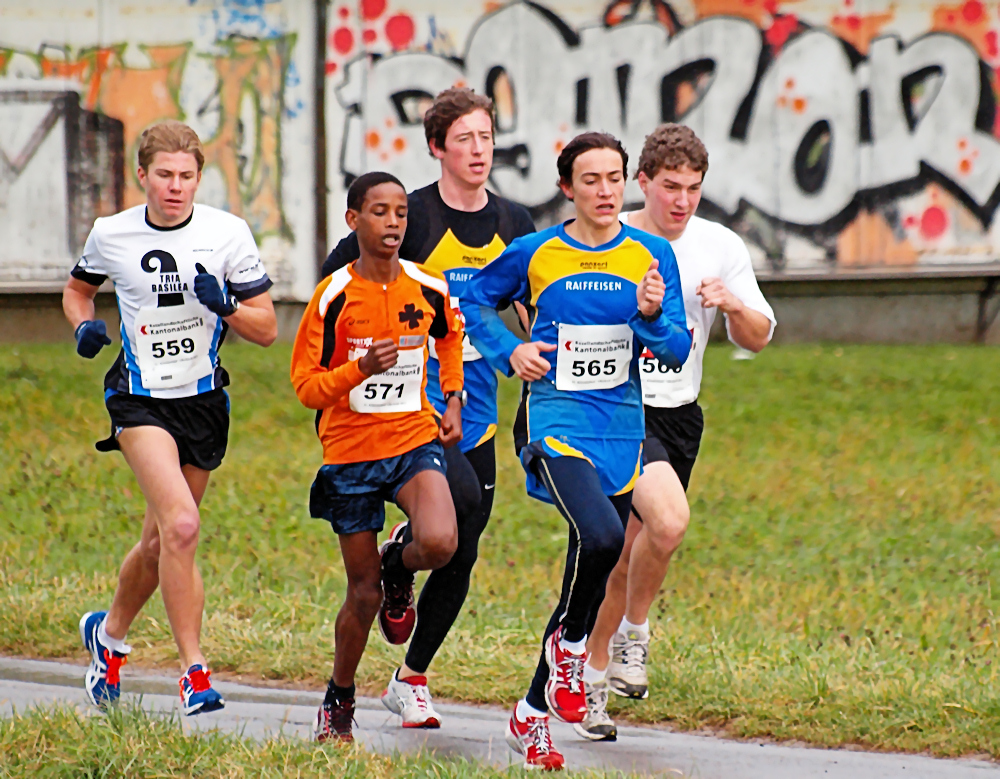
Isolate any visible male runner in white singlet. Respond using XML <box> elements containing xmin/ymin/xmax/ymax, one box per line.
<box><xmin>63</xmin><ymin>120</ymin><xmax>277</xmax><ymax>715</ymax></box>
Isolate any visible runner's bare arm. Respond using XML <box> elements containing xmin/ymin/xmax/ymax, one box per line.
<box><xmin>62</xmin><ymin>277</ymin><xmax>100</xmax><ymax>330</ymax></box>
<box><xmin>290</xmin><ymin>284</ymin><xmax>371</xmax><ymax>410</ymax></box>
<box><xmin>695</xmin><ymin>277</ymin><xmax>771</xmax><ymax>352</ymax></box>
<box><xmin>223</xmin><ymin>291</ymin><xmax>278</xmax><ymax>347</ymax></box>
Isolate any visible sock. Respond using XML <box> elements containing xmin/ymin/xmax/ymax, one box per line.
<box><xmin>395</xmin><ymin>668</ymin><xmax>427</xmax><ymax>686</ymax></box>
<box><xmin>98</xmin><ymin>619</ymin><xmax>131</xmax><ymax>655</ymax></box>
<box><xmin>517</xmin><ymin>698</ymin><xmax>548</xmax><ymax>720</ymax></box>
<box><xmin>582</xmin><ymin>660</ymin><xmax>607</xmax><ymax>685</ymax></box>
<box><xmin>619</xmin><ymin>617</ymin><xmax>649</xmax><ymax>638</ymax></box>
<box><xmin>559</xmin><ymin>635</ymin><xmax>587</xmax><ymax>655</ymax></box>
<box><xmin>325</xmin><ymin>679</ymin><xmax>356</xmax><ymax>705</ymax></box>
<box><xmin>381</xmin><ymin>541</ymin><xmax>413</xmax><ymax>584</ymax></box>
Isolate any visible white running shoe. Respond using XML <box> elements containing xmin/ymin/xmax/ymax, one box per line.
<box><xmin>573</xmin><ymin>679</ymin><xmax>617</xmax><ymax>741</ymax></box>
<box><xmin>607</xmin><ymin>628</ymin><xmax>649</xmax><ymax>699</ymax></box>
<box><xmin>381</xmin><ymin>670</ymin><xmax>441</xmax><ymax>728</ymax></box>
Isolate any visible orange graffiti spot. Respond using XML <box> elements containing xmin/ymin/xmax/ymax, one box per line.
<box><xmin>785</xmin><ymin>78</ymin><xmax>795</xmax><ymax>90</ymax></box>
<box><xmin>554</xmin><ymin>140</ymin><xmax>565</xmax><ymax>153</ymax></box>
<box><xmin>560</xmin><ymin>123</ymin><xmax>569</xmax><ymax>133</ymax></box>
<box><xmin>484</xmin><ymin>1</ymin><xmax>504</xmax><ymax>12</ymax></box>
<box><xmin>933</xmin><ymin>1</ymin><xmax>994</xmax><ymax>61</ymax></box>
<box><xmin>380</xmin><ymin>152</ymin><xmax>390</xmax><ymax>161</ymax></box>
<box><xmin>393</xmin><ymin>136</ymin><xmax>406</xmax><ymax>152</ymax></box>
<box><xmin>777</xmin><ymin>95</ymin><xmax>788</xmax><ymax>107</ymax></box>
<box><xmin>958</xmin><ymin>138</ymin><xmax>968</xmax><ymax>150</ymax></box>
<box><xmin>454</xmin><ymin>79</ymin><xmax>467</xmax><ymax>88</ymax></box>
<box><xmin>792</xmin><ymin>97</ymin><xmax>807</xmax><ymax>113</ymax></box>
<box><xmin>366</xmin><ymin>130</ymin><xmax>381</xmax><ymax>149</ymax></box>
<box><xmin>962</xmin><ymin>0</ymin><xmax>984</xmax><ymax>23</ymax></box>
<box><xmin>384</xmin><ymin>117</ymin><xmax>394</xmax><ymax>127</ymax></box>
<box><xmin>959</xmin><ymin>158</ymin><xmax>973</xmax><ymax>174</ymax></box>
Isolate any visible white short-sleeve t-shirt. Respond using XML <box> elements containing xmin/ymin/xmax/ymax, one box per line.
<box><xmin>621</xmin><ymin>212</ymin><xmax>775</xmax><ymax>407</ymax></box>
<box><xmin>72</xmin><ymin>204</ymin><xmax>272</xmax><ymax>399</ymax></box>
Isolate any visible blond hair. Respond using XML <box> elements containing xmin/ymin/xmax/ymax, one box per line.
<box><xmin>137</xmin><ymin>120</ymin><xmax>204</xmax><ymax>171</ymax></box>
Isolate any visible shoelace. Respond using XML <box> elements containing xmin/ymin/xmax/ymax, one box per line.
<box><xmin>586</xmin><ymin>684</ymin><xmax>609</xmax><ymax>718</ymax></box>
<box><xmin>409</xmin><ymin>684</ymin><xmax>432</xmax><ymax>712</ymax></box>
<box><xmin>103</xmin><ymin>650</ymin><xmax>127</xmax><ymax>686</ymax></box>
<box><xmin>526</xmin><ymin>718</ymin><xmax>554</xmax><ymax>755</ymax></box>
<box><xmin>323</xmin><ymin>698</ymin><xmax>356</xmax><ymax>733</ymax></box>
<box><xmin>621</xmin><ymin>637</ymin><xmax>648</xmax><ymax>673</ymax></box>
<box><xmin>383</xmin><ymin>580</ymin><xmax>412</xmax><ymax>618</ymax></box>
<box><xmin>557</xmin><ymin>651</ymin><xmax>585</xmax><ymax>694</ymax></box>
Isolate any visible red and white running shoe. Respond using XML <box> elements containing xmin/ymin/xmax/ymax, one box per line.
<box><xmin>505</xmin><ymin>703</ymin><xmax>565</xmax><ymax>771</ymax></box>
<box><xmin>381</xmin><ymin>670</ymin><xmax>441</xmax><ymax>728</ymax></box>
<box><xmin>378</xmin><ymin>522</ymin><xmax>416</xmax><ymax>645</ymax></box>
<box><xmin>543</xmin><ymin>626</ymin><xmax>587</xmax><ymax>723</ymax></box>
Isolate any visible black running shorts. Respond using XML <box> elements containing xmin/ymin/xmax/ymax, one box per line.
<box><xmin>97</xmin><ymin>389</ymin><xmax>230</xmax><ymax>471</ymax></box>
<box><xmin>642</xmin><ymin>401</ymin><xmax>704</xmax><ymax>492</ymax></box>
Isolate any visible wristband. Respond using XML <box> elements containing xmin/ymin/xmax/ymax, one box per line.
<box><xmin>638</xmin><ymin>305</ymin><xmax>662</xmax><ymax>323</ymax></box>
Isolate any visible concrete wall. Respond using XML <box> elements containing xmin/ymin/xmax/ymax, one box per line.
<box><xmin>1</xmin><ymin>0</ymin><xmax>999</xmax><ymax>310</ymax></box>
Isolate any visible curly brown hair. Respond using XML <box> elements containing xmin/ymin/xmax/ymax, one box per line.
<box><xmin>423</xmin><ymin>87</ymin><xmax>495</xmax><ymax>154</ymax></box>
<box><xmin>635</xmin><ymin>123</ymin><xmax>708</xmax><ymax>180</ymax></box>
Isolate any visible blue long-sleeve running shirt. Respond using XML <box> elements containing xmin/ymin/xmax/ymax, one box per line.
<box><xmin>461</xmin><ymin>222</ymin><xmax>692</xmax><ymax>450</ymax></box>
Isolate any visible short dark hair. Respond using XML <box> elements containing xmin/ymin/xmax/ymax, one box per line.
<box><xmin>423</xmin><ymin>87</ymin><xmax>495</xmax><ymax>154</ymax></box>
<box><xmin>347</xmin><ymin>171</ymin><xmax>405</xmax><ymax>211</ymax></box>
<box><xmin>635</xmin><ymin>123</ymin><xmax>708</xmax><ymax>180</ymax></box>
<box><xmin>557</xmin><ymin>132</ymin><xmax>628</xmax><ymax>186</ymax></box>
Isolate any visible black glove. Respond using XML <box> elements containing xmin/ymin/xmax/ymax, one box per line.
<box><xmin>194</xmin><ymin>263</ymin><xmax>237</xmax><ymax>317</ymax></box>
<box><xmin>75</xmin><ymin>320</ymin><xmax>112</xmax><ymax>359</ymax></box>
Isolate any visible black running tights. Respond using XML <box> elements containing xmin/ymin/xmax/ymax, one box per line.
<box><xmin>403</xmin><ymin>438</ymin><xmax>496</xmax><ymax>673</ymax></box>
<box><xmin>524</xmin><ymin>455</ymin><xmax>631</xmax><ymax>712</ymax></box>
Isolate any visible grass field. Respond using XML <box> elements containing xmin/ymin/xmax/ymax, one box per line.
<box><xmin>2</xmin><ymin>342</ymin><xmax>999</xmax><ymax>758</ymax></box>
<box><xmin>0</xmin><ymin>704</ymin><xmax>562</xmax><ymax>778</ymax></box>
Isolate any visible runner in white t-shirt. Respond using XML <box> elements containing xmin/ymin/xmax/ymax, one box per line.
<box><xmin>61</xmin><ymin>121</ymin><xmax>277</xmax><ymax>717</ymax></box>
<box><xmin>575</xmin><ymin>124</ymin><xmax>776</xmax><ymax>741</ymax></box>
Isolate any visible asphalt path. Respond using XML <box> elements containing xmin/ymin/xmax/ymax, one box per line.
<box><xmin>1</xmin><ymin>657</ymin><xmax>997</xmax><ymax>778</ymax></box>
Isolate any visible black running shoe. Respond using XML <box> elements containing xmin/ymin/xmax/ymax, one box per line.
<box><xmin>314</xmin><ymin>695</ymin><xmax>356</xmax><ymax>743</ymax></box>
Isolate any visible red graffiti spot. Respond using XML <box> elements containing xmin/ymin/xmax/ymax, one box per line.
<box><xmin>385</xmin><ymin>13</ymin><xmax>415</xmax><ymax>50</ymax></box>
<box><xmin>946</xmin><ymin>12</ymin><xmax>955</xmax><ymax>23</ymax></box>
<box><xmin>986</xmin><ymin>30</ymin><xmax>998</xmax><ymax>59</ymax></box>
<box><xmin>361</xmin><ymin>0</ymin><xmax>387</xmax><ymax>21</ymax></box>
<box><xmin>920</xmin><ymin>206</ymin><xmax>948</xmax><ymax>240</ymax></box>
<box><xmin>763</xmin><ymin>0</ymin><xmax>778</xmax><ymax>14</ymax></box>
<box><xmin>766</xmin><ymin>16</ymin><xmax>799</xmax><ymax>51</ymax></box>
<box><xmin>961</xmin><ymin>0</ymin><xmax>983</xmax><ymax>23</ymax></box>
<box><xmin>904</xmin><ymin>215</ymin><xmax>918</xmax><ymax>228</ymax></box>
<box><xmin>844</xmin><ymin>0</ymin><xmax>853</xmax><ymax>6</ymax></box>
<box><xmin>325</xmin><ymin>61</ymin><xmax>338</xmax><ymax>75</ymax></box>
<box><xmin>338</xmin><ymin>6</ymin><xmax>350</xmax><ymax>19</ymax></box>
<box><xmin>362</xmin><ymin>28</ymin><xmax>377</xmax><ymax>44</ymax></box>
<box><xmin>845</xmin><ymin>14</ymin><xmax>861</xmax><ymax>31</ymax></box>
<box><xmin>332</xmin><ymin>27</ymin><xmax>354</xmax><ymax>55</ymax></box>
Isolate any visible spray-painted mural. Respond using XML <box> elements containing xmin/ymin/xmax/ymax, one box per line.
<box><xmin>0</xmin><ymin>0</ymin><xmax>313</xmax><ymax>299</ymax></box>
<box><xmin>327</xmin><ymin>0</ymin><xmax>1000</xmax><ymax>273</ymax></box>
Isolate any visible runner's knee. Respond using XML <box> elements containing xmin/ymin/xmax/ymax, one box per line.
<box><xmin>647</xmin><ymin>503</ymin><xmax>689</xmax><ymax>556</ymax></box>
<box><xmin>420</xmin><ymin>526</ymin><xmax>458</xmax><ymax>569</ymax></box>
<box><xmin>139</xmin><ymin>534</ymin><xmax>161</xmax><ymax>567</ymax></box>
<box><xmin>449</xmin><ymin>476</ymin><xmax>481</xmax><ymax>523</ymax></box>
<box><xmin>347</xmin><ymin>577</ymin><xmax>383</xmax><ymax>618</ymax></box>
<box><xmin>160</xmin><ymin>510</ymin><xmax>200</xmax><ymax>553</ymax></box>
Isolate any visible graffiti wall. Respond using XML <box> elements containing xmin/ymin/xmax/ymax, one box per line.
<box><xmin>327</xmin><ymin>0</ymin><xmax>1000</xmax><ymax>274</ymax></box>
<box><xmin>0</xmin><ymin>0</ymin><xmax>315</xmax><ymax>300</ymax></box>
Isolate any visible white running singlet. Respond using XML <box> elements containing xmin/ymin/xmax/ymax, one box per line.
<box><xmin>71</xmin><ymin>204</ymin><xmax>272</xmax><ymax>399</ymax></box>
<box><xmin>621</xmin><ymin>213</ymin><xmax>775</xmax><ymax>407</ymax></box>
